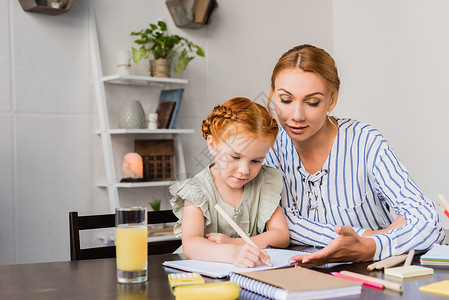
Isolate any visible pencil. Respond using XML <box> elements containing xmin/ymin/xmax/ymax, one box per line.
<box><xmin>367</xmin><ymin>254</ymin><xmax>408</xmax><ymax>271</ymax></box>
<box><xmin>340</xmin><ymin>270</ymin><xmax>403</xmax><ymax>292</ymax></box>
<box><xmin>404</xmin><ymin>250</ymin><xmax>415</xmax><ymax>267</ymax></box>
<box><xmin>214</xmin><ymin>203</ymin><xmax>272</xmax><ymax>267</ymax></box>
<box><xmin>438</xmin><ymin>193</ymin><xmax>449</xmax><ymax>212</ymax></box>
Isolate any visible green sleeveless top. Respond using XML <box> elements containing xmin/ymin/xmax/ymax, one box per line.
<box><xmin>169</xmin><ymin>163</ymin><xmax>283</xmax><ymax>253</ymax></box>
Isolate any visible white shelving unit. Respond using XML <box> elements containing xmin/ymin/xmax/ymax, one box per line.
<box><xmin>89</xmin><ymin>12</ymin><xmax>193</xmax><ymax>211</ymax></box>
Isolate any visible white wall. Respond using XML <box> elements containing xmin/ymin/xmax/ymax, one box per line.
<box><xmin>332</xmin><ymin>0</ymin><xmax>449</xmax><ymax>229</ymax></box>
<box><xmin>1</xmin><ymin>0</ymin><xmax>447</xmax><ymax>265</ymax></box>
<box><xmin>0</xmin><ymin>0</ymin><xmax>333</xmax><ymax>264</ymax></box>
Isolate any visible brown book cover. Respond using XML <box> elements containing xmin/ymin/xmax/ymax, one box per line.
<box><xmin>232</xmin><ymin>267</ymin><xmax>361</xmax><ymax>299</ymax></box>
<box><xmin>157</xmin><ymin>101</ymin><xmax>176</xmax><ymax>129</ymax></box>
<box><xmin>204</xmin><ymin>0</ymin><xmax>218</xmax><ymax>25</ymax></box>
<box><xmin>192</xmin><ymin>0</ymin><xmax>213</xmax><ymax>24</ymax></box>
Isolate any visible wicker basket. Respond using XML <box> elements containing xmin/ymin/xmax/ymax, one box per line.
<box><xmin>135</xmin><ymin>139</ymin><xmax>175</xmax><ymax>181</ymax></box>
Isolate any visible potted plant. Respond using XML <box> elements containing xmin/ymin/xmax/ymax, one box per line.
<box><xmin>149</xmin><ymin>199</ymin><xmax>164</xmax><ymax>230</ymax></box>
<box><xmin>149</xmin><ymin>199</ymin><xmax>161</xmax><ymax>212</ymax></box>
<box><xmin>131</xmin><ymin>21</ymin><xmax>205</xmax><ymax>77</ymax></box>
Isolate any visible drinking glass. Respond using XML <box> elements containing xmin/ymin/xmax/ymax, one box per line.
<box><xmin>116</xmin><ymin>207</ymin><xmax>148</xmax><ymax>283</ymax></box>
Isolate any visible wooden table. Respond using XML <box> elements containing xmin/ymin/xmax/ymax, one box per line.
<box><xmin>1</xmin><ymin>251</ymin><xmax>448</xmax><ymax>299</ymax></box>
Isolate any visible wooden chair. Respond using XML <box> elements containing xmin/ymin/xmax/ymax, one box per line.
<box><xmin>69</xmin><ymin>210</ymin><xmax>181</xmax><ymax>261</ymax></box>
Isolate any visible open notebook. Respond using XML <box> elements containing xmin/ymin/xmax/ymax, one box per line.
<box><xmin>163</xmin><ymin>248</ymin><xmax>347</xmax><ymax>278</ymax></box>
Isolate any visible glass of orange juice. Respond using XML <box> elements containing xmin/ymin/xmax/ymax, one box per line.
<box><xmin>116</xmin><ymin>207</ymin><xmax>148</xmax><ymax>283</ymax></box>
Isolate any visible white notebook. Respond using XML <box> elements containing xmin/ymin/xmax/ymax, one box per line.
<box><xmin>163</xmin><ymin>248</ymin><xmax>347</xmax><ymax>278</ymax></box>
<box><xmin>420</xmin><ymin>244</ymin><xmax>449</xmax><ymax>267</ymax></box>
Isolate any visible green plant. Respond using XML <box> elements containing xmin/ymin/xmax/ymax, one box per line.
<box><xmin>149</xmin><ymin>199</ymin><xmax>161</xmax><ymax>211</ymax></box>
<box><xmin>131</xmin><ymin>21</ymin><xmax>205</xmax><ymax>74</ymax></box>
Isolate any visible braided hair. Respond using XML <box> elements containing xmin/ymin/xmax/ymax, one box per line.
<box><xmin>202</xmin><ymin>97</ymin><xmax>278</xmax><ymax>146</ymax></box>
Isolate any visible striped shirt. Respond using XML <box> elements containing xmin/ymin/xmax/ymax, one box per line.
<box><xmin>264</xmin><ymin>117</ymin><xmax>445</xmax><ymax>260</ymax></box>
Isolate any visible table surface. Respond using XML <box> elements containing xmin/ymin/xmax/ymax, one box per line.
<box><xmin>1</xmin><ymin>249</ymin><xmax>448</xmax><ymax>300</ymax></box>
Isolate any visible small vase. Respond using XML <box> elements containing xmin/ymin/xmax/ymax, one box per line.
<box><xmin>150</xmin><ymin>58</ymin><xmax>171</xmax><ymax>78</ymax></box>
<box><xmin>118</xmin><ymin>100</ymin><xmax>146</xmax><ymax>129</ymax></box>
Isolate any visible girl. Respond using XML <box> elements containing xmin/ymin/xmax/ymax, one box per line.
<box><xmin>264</xmin><ymin>44</ymin><xmax>445</xmax><ymax>267</ymax></box>
<box><xmin>170</xmin><ymin>97</ymin><xmax>290</xmax><ymax>268</ymax></box>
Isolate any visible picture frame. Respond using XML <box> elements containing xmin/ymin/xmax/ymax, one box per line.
<box><xmin>156</xmin><ymin>88</ymin><xmax>184</xmax><ymax>129</ymax></box>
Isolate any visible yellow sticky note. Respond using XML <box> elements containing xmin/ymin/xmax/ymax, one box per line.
<box><xmin>384</xmin><ymin>265</ymin><xmax>433</xmax><ymax>279</ymax></box>
<box><xmin>419</xmin><ymin>280</ymin><xmax>449</xmax><ymax>297</ymax></box>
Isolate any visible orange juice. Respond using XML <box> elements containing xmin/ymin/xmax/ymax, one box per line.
<box><xmin>116</xmin><ymin>226</ymin><xmax>148</xmax><ymax>271</ymax></box>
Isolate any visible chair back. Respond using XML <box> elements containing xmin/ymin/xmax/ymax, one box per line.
<box><xmin>69</xmin><ymin>210</ymin><xmax>181</xmax><ymax>261</ymax></box>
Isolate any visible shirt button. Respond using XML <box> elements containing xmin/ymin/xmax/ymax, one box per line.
<box><xmin>297</xmin><ymin>166</ymin><xmax>301</xmax><ymax>172</ymax></box>
<box><xmin>233</xmin><ymin>215</ymin><xmax>238</xmax><ymax>220</ymax></box>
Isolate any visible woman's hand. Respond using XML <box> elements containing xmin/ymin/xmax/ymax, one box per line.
<box><xmin>231</xmin><ymin>243</ymin><xmax>271</xmax><ymax>268</ymax></box>
<box><xmin>288</xmin><ymin>225</ymin><xmax>376</xmax><ymax>267</ymax></box>
<box><xmin>205</xmin><ymin>233</ymin><xmax>238</xmax><ymax>244</ymax></box>
<box><xmin>362</xmin><ymin>215</ymin><xmax>406</xmax><ymax>237</ymax></box>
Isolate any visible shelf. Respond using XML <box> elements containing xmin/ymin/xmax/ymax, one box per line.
<box><xmin>18</xmin><ymin>0</ymin><xmax>74</xmax><ymax>15</ymax></box>
<box><xmin>97</xmin><ymin>128</ymin><xmax>194</xmax><ymax>135</ymax></box>
<box><xmin>97</xmin><ymin>181</ymin><xmax>176</xmax><ymax>188</ymax></box>
<box><xmin>90</xmin><ymin>12</ymin><xmax>190</xmax><ymax>210</ymax></box>
<box><xmin>102</xmin><ymin>74</ymin><xmax>188</xmax><ymax>86</ymax></box>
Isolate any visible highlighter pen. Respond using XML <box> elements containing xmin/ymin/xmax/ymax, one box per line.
<box><xmin>437</xmin><ymin>203</ymin><xmax>449</xmax><ymax>218</ymax></box>
<box><xmin>331</xmin><ymin>272</ymin><xmax>383</xmax><ymax>289</ymax></box>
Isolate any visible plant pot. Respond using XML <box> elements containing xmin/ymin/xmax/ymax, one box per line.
<box><xmin>150</xmin><ymin>58</ymin><xmax>171</xmax><ymax>78</ymax></box>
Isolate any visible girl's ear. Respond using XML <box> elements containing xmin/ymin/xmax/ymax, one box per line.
<box><xmin>207</xmin><ymin>135</ymin><xmax>217</xmax><ymax>156</ymax></box>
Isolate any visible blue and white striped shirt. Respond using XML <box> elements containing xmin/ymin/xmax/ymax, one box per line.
<box><xmin>264</xmin><ymin>118</ymin><xmax>445</xmax><ymax>260</ymax></box>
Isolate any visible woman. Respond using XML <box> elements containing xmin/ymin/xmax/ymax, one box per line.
<box><xmin>264</xmin><ymin>44</ymin><xmax>445</xmax><ymax>267</ymax></box>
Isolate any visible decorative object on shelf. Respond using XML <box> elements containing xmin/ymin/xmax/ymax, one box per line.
<box><xmin>120</xmin><ymin>152</ymin><xmax>144</xmax><ymax>182</ymax></box>
<box><xmin>150</xmin><ymin>58</ymin><xmax>171</xmax><ymax>78</ymax></box>
<box><xmin>149</xmin><ymin>199</ymin><xmax>161</xmax><ymax>211</ymax></box>
<box><xmin>149</xmin><ymin>199</ymin><xmax>165</xmax><ymax>230</ymax></box>
<box><xmin>135</xmin><ymin>139</ymin><xmax>175</xmax><ymax>181</ymax></box>
<box><xmin>157</xmin><ymin>89</ymin><xmax>184</xmax><ymax>129</ymax></box>
<box><xmin>50</xmin><ymin>0</ymin><xmax>62</xmax><ymax>8</ymax></box>
<box><xmin>165</xmin><ymin>0</ymin><xmax>218</xmax><ymax>28</ymax></box>
<box><xmin>18</xmin><ymin>0</ymin><xmax>74</xmax><ymax>15</ymax></box>
<box><xmin>117</xmin><ymin>50</ymin><xmax>131</xmax><ymax>76</ymax></box>
<box><xmin>130</xmin><ymin>21</ymin><xmax>205</xmax><ymax>77</ymax></box>
<box><xmin>118</xmin><ymin>100</ymin><xmax>146</xmax><ymax>129</ymax></box>
<box><xmin>148</xmin><ymin>113</ymin><xmax>158</xmax><ymax>130</ymax></box>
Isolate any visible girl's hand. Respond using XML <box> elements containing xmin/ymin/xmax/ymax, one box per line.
<box><xmin>231</xmin><ymin>244</ymin><xmax>271</xmax><ymax>268</ymax></box>
<box><xmin>288</xmin><ymin>225</ymin><xmax>376</xmax><ymax>267</ymax></box>
<box><xmin>205</xmin><ymin>233</ymin><xmax>235</xmax><ymax>244</ymax></box>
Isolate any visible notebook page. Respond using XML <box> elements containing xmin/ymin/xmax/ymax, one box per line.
<box><xmin>163</xmin><ymin>248</ymin><xmax>309</xmax><ymax>278</ymax></box>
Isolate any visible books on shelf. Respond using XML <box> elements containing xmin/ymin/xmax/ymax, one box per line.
<box><xmin>157</xmin><ymin>101</ymin><xmax>176</xmax><ymax>129</ymax></box>
<box><xmin>192</xmin><ymin>0</ymin><xmax>217</xmax><ymax>24</ymax></box>
<box><xmin>420</xmin><ymin>244</ymin><xmax>449</xmax><ymax>267</ymax></box>
<box><xmin>230</xmin><ymin>267</ymin><xmax>361</xmax><ymax>300</ymax></box>
<box><xmin>157</xmin><ymin>89</ymin><xmax>184</xmax><ymax>129</ymax></box>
